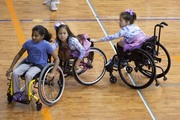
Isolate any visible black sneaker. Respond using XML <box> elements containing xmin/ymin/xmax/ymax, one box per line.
<box><xmin>105</xmin><ymin>58</ymin><xmax>113</xmax><ymax>67</ymax></box>
<box><xmin>105</xmin><ymin>58</ymin><xmax>114</xmax><ymax>72</ymax></box>
<box><xmin>113</xmin><ymin>56</ymin><xmax>119</xmax><ymax>68</ymax></box>
<box><xmin>121</xmin><ymin>60</ymin><xmax>127</xmax><ymax>65</ymax></box>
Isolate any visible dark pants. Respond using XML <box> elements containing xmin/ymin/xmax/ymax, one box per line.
<box><xmin>116</xmin><ymin>43</ymin><xmax>123</xmax><ymax>58</ymax></box>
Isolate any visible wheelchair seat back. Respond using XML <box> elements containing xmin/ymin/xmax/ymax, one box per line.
<box><xmin>60</xmin><ymin>34</ymin><xmax>93</xmax><ymax>74</ymax></box>
<box><xmin>77</xmin><ymin>34</ymin><xmax>92</xmax><ymax>50</ymax></box>
<box><xmin>141</xmin><ymin>36</ymin><xmax>157</xmax><ymax>57</ymax></box>
<box><xmin>70</xmin><ymin>34</ymin><xmax>93</xmax><ymax>58</ymax></box>
<box><xmin>116</xmin><ymin>36</ymin><xmax>157</xmax><ymax>63</ymax></box>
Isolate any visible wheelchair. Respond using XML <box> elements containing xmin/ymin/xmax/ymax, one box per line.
<box><xmin>7</xmin><ymin>61</ymin><xmax>65</xmax><ymax>111</ymax></box>
<box><xmin>59</xmin><ymin>34</ymin><xmax>107</xmax><ymax>85</ymax></box>
<box><xmin>106</xmin><ymin>22</ymin><xmax>171</xmax><ymax>89</ymax></box>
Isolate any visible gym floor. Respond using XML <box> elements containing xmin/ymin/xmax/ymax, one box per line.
<box><xmin>0</xmin><ymin>0</ymin><xmax>180</xmax><ymax>120</ymax></box>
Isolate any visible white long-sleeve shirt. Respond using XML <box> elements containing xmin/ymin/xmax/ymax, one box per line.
<box><xmin>101</xmin><ymin>24</ymin><xmax>146</xmax><ymax>44</ymax></box>
<box><xmin>52</xmin><ymin>36</ymin><xmax>85</xmax><ymax>60</ymax></box>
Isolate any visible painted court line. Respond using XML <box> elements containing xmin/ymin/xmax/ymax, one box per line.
<box><xmin>6</xmin><ymin>0</ymin><xmax>52</xmax><ymax>119</ymax></box>
<box><xmin>5</xmin><ymin>0</ymin><xmax>25</xmax><ymax>47</ymax></box>
<box><xmin>1</xmin><ymin>16</ymin><xmax>180</xmax><ymax>23</ymax></box>
<box><xmin>5</xmin><ymin>0</ymin><xmax>28</xmax><ymax>57</ymax></box>
<box><xmin>85</xmin><ymin>0</ymin><xmax>116</xmax><ymax>53</ymax></box>
<box><xmin>86</xmin><ymin>0</ymin><xmax>157</xmax><ymax>119</ymax></box>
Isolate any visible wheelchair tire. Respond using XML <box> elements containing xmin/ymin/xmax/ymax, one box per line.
<box><xmin>7</xmin><ymin>94</ymin><xmax>13</xmax><ymax>103</ymax></box>
<box><xmin>72</xmin><ymin>47</ymin><xmax>107</xmax><ymax>85</ymax></box>
<box><xmin>154</xmin><ymin>43</ymin><xmax>171</xmax><ymax>78</ymax></box>
<box><xmin>38</xmin><ymin>63</ymin><xmax>65</xmax><ymax>106</ymax></box>
<box><xmin>110</xmin><ymin>76</ymin><xmax>117</xmax><ymax>83</ymax></box>
<box><xmin>36</xmin><ymin>101</ymin><xmax>42</xmax><ymax>111</ymax></box>
<box><xmin>118</xmin><ymin>49</ymin><xmax>156</xmax><ymax>89</ymax></box>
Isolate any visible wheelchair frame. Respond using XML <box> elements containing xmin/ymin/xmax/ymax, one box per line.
<box><xmin>7</xmin><ymin>35</ymin><xmax>107</xmax><ymax>110</ymax></box>
<box><xmin>7</xmin><ymin>63</ymin><xmax>65</xmax><ymax>111</ymax></box>
<box><xmin>106</xmin><ymin>22</ymin><xmax>171</xmax><ymax>89</ymax></box>
<box><xmin>7</xmin><ymin>76</ymin><xmax>42</xmax><ymax>110</ymax></box>
<box><xmin>59</xmin><ymin>36</ymin><xmax>107</xmax><ymax>86</ymax></box>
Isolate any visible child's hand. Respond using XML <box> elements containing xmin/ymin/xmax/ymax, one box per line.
<box><xmin>6</xmin><ymin>68</ymin><xmax>13</xmax><ymax>78</ymax></box>
<box><xmin>90</xmin><ymin>38</ymin><xmax>101</xmax><ymax>43</ymax></box>
<box><xmin>47</xmin><ymin>73</ymin><xmax>55</xmax><ymax>81</ymax></box>
<box><xmin>90</xmin><ymin>38</ymin><xmax>97</xmax><ymax>43</ymax></box>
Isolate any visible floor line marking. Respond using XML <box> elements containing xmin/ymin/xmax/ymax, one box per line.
<box><xmin>6</xmin><ymin>1</ymin><xmax>52</xmax><ymax>119</ymax></box>
<box><xmin>86</xmin><ymin>0</ymin><xmax>157</xmax><ymax>119</ymax></box>
<box><xmin>6</xmin><ymin>0</ymin><xmax>25</xmax><ymax>47</ymax></box>
<box><xmin>5</xmin><ymin>0</ymin><xmax>27</xmax><ymax>57</ymax></box>
<box><xmin>1</xmin><ymin>17</ymin><xmax>180</xmax><ymax>23</ymax></box>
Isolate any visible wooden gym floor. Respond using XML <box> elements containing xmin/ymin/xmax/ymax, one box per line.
<box><xmin>0</xmin><ymin>0</ymin><xmax>180</xmax><ymax>120</ymax></box>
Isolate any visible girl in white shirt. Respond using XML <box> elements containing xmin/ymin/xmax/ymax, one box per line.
<box><xmin>91</xmin><ymin>9</ymin><xmax>149</xmax><ymax>57</ymax></box>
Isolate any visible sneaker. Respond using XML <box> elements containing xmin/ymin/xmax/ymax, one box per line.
<box><xmin>13</xmin><ymin>91</ymin><xmax>23</xmax><ymax>101</ymax></box>
<box><xmin>105</xmin><ymin>58</ymin><xmax>112</xmax><ymax>67</ymax></box>
<box><xmin>105</xmin><ymin>58</ymin><xmax>114</xmax><ymax>72</ymax></box>
<box><xmin>18</xmin><ymin>94</ymin><xmax>28</xmax><ymax>102</ymax></box>
<box><xmin>117</xmin><ymin>59</ymin><xmax>128</xmax><ymax>69</ymax></box>
<box><xmin>76</xmin><ymin>69</ymin><xmax>82</xmax><ymax>73</ymax></box>
<box><xmin>50</xmin><ymin>2</ymin><xmax>58</xmax><ymax>11</ymax></box>
<box><xmin>43</xmin><ymin>0</ymin><xmax>51</xmax><ymax>5</ymax></box>
<box><xmin>74</xmin><ymin>66</ymin><xmax>82</xmax><ymax>73</ymax></box>
<box><xmin>113</xmin><ymin>57</ymin><xmax>119</xmax><ymax>67</ymax></box>
<box><xmin>53</xmin><ymin>0</ymin><xmax>60</xmax><ymax>4</ymax></box>
<box><xmin>120</xmin><ymin>60</ymin><xmax>128</xmax><ymax>66</ymax></box>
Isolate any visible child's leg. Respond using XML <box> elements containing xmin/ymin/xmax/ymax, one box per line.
<box><xmin>24</xmin><ymin>66</ymin><xmax>41</xmax><ymax>95</ymax></box>
<box><xmin>117</xmin><ymin>42</ymin><xmax>128</xmax><ymax>66</ymax></box>
<box><xmin>12</xmin><ymin>64</ymin><xmax>31</xmax><ymax>93</ymax></box>
<box><xmin>117</xmin><ymin>42</ymin><xmax>124</xmax><ymax>57</ymax></box>
<box><xmin>74</xmin><ymin>59</ymin><xmax>81</xmax><ymax>71</ymax></box>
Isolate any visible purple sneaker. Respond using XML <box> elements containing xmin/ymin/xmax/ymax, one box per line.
<box><xmin>18</xmin><ymin>94</ymin><xmax>28</xmax><ymax>102</ymax></box>
<box><xmin>13</xmin><ymin>91</ymin><xmax>23</xmax><ymax>101</ymax></box>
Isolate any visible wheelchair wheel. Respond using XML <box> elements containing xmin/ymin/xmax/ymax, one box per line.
<box><xmin>72</xmin><ymin>47</ymin><xmax>107</xmax><ymax>85</ymax></box>
<box><xmin>118</xmin><ymin>49</ymin><xmax>156</xmax><ymax>89</ymax></box>
<box><xmin>154</xmin><ymin>43</ymin><xmax>171</xmax><ymax>78</ymax></box>
<box><xmin>36</xmin><ymin>101</ymin><xmax>42</xmax><ymax>111</ymax></box>
<box><xmin>38</xmin><ymin>63</ymin><xmax>65</xmax><ymax>106</ymax></box>
<box><xmin>7</xmin><ymin>94</ymin><xmax>13</xmax><ymax>103</ymax></box>
<box><xmin>110</xmin><ymin>75</ymin><xmax>117</xmax><ymax>83</ymax></box>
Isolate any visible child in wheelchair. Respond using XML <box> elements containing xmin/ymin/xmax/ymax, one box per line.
<box><xmin>6</xmin><ymin>25</ymin><xmax>59</xmax><ymax>103</ymax></box>
<box><xmin>52</xmin><ymin>22</ymin><xmax>92</xmax><ymax>74</ymax></box>
<box><xmin>91</xmin><ymin>9</ymin><xmax>150</xmax><ymax>69</ymax></box>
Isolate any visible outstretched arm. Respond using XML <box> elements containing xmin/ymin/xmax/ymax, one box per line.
<box><xmin>48</xmin><ymin>51</ymin><xmax>60</xmax><ymax>78</ymax></box>
<box><xmin>90</xmin><ymin>38</ymin><xmax>102</xmax><ymax>43</ymax></box>
<box><xmin>91</xmin><ymin>30</ymin><xmax>123</xmax><ymax>43</ymax></box>
<box><xmin>6</xmin><ymin>48</ymin><xmax>26</xmax><ymax>77</ymax></box>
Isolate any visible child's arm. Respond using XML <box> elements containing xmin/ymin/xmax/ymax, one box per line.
<box><xmin>91</xmin><ymin>30</ymin><xmax>123</xmax><ymax>43</ymax></box>
<box><xmin>48</xmin><ymin>51</ymin><xmax>59</xmax><ymax>78</ymax></box>
<box><xmin>90</xmin><ymin>38</ymin><xmax>102</xmax><ymax>43</ymax></box>
<box><xmin>6</xmin><ymin>48</ymin><xmax>26</xmax><ymax>77</ymax></box>
<box><xmin>51</xmin><ymin>39</ymin><xmax>59</xmax><ymax>50</ymax></box>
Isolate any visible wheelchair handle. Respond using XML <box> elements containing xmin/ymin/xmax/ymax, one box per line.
<box><xmin>154</xmin><ymin>21</ymin><xmax>168</xmax><ymax>37</ymax></box>
<box><xmin>155</xmin><ymin>24</ymin><xmax>164</xmax><ymax>28</ymax></box>
<box><xmin>160</xmin><ymin>22</ymin><xmax>168</xmax><ymax>26</ymax></box>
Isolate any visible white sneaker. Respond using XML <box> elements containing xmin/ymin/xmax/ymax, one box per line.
<box><xmin>53</xmin><ymin>0</ymin><xmax>60</xmax><ymax>4</ymax></box>
<box><xmin>43</xmin><ymin>0</ymin><xmax>51</xmax><ymax>5</ymax></box>
<box><xmin>50</xmin><ymin>2</ymin><xmax>58</xmax><ymax>11</ymax></box>
<box><xmin>43</xmin><ymin>0</ymin><xmax>60</xmax><ymax>5</ymax></box>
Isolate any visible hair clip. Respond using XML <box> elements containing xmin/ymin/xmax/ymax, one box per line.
<box><xmin>125</xmin><ymin>9</ymin><xmax>133</xmax><ymax>16</ymax></box>
<box><xmin>54</xmin><ymin>22</ymin><xmax>65</xmax><ymax>30</ymax></box>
